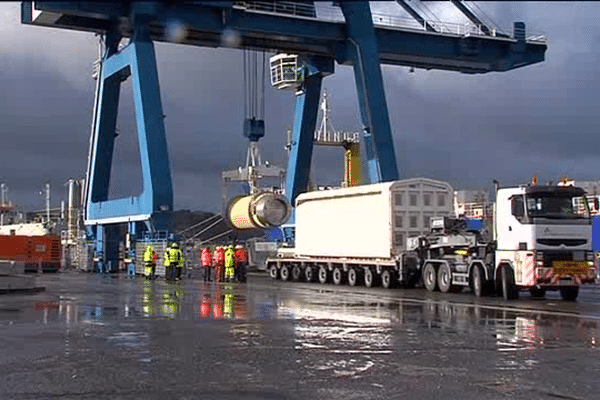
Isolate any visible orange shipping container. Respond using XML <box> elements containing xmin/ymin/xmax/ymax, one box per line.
<box><xmin>0</xmin><ymin>235</ymin><xmax>61</xmax><ymax>272</ymax></box>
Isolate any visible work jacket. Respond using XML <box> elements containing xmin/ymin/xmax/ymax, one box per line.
<box><xmin>166</xmin><ymin>247</ymin><xmax>184</xmax><ymax>268</ymax></box>
<box><xmin>234</xmin><ymin>248</ymin><xmax>248</xmax><ymax>263</ymax></box>
<box><xmin>201</xmin><ymin>249</ymin><xmax>212</xmax><ymax>267</ymax></box>
<box><xmin>143</xmin><ymin>246</ymin><xmax>154</xmax><ymax>262</ymax></box>
<box><xmin>213</xmin><ymin>248</ymin><xmax>225</xmax><ymax>265</ymax></box>
<box><xmin>224</xmin><ymin>248</ymin><xmax>235</xmax><ymax>268</ymax></box>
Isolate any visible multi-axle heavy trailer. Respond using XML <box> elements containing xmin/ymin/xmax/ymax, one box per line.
<box><xmin>267</xmin><ymin>180</ymin><xmax>598</xmax><ymax>301</ymax></box>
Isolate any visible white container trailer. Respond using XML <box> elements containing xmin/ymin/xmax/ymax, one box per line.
<box><xmin>296</xmin><ymin>178</ymin><xmax>454</xmax><ymax>258</ymax></box>
<box><xmin>268</xmin><ymin>178</ymin><xmax>453</xmax><ymax>287</ymax></box>
<box><xmin>295</xmin><ymin>182</ymin><xmax>395</xmax><ymax>259</ymax></box>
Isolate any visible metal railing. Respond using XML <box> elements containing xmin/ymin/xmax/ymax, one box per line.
<box><xmin>237</xmin><ymin>2</ymin><xmax>548</xmax><ymax>45</ymax></box>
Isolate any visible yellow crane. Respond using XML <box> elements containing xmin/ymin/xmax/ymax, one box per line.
<box><xmin>313</xmin><ymin>90</ymin><xmax>362</xmax><ymax>188</ymax></box>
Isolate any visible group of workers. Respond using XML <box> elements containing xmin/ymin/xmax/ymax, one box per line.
<box><xmin>201</xmin><ymin>245</ymin><xmax>248</xmax><ymax>283</ymax></box>
<box><xmin>142</xmin><ymin>242</ymin><xmax>248</xmax><ymax>283</ymax></box>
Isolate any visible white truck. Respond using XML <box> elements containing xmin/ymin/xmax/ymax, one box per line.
<box><xmin>267</xmin><ymin>180</ymin><xmax>598</xmax><ymax>301</ymax></box>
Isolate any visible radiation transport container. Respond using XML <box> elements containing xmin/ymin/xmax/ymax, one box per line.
<box><xmin>294</xmin><ymin>178</ymin><xmax>454</xmax><ymax>259</ymax></box>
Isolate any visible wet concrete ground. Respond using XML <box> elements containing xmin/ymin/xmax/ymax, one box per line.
<box><xmin>1</xmin><ymin>271</ymin><xmax>600</xmax><ymax>399</ymax></box>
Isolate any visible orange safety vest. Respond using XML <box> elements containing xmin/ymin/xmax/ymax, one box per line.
<box><xmin>234</xmin><ymin>248</ymin><xmax>248</xmax><ymax>263</ymax></box>
<box><xmin>201</xmin><ymin>249</ymin><xmax>212</xmax><ymax>267</ymax></box>
<box><xmin>213</xmin><ymin>248</ymin><xmax>225</xmax><ymax>264</ymax></box>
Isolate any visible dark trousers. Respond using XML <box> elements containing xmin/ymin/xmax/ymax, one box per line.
<box><xmin>165</xmin><ymin>266</ymin><xmax>177</xmax><ymax>282</ymax></box>
<box><xmin>236</xmin><ymin>263</ymin><xmax>247</xmax><ymax>283</ymax></box>
<box><xmin>203</xmin><ymin>267</ymin><xmax>212</xmax><ymax>282</ymax></box>
<box><xmin>176</xmin><ymin>267</ymin><xmax>182</xmax><ymax>280</ymax></box>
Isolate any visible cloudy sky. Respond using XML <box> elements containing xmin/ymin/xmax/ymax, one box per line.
<box><xmin>1</xmin><ymin>2</ymin><xmax>599</xmax><ymax>214</ymax></box>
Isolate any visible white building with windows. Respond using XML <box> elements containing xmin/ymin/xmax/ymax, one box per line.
<box><xmin>391</xmin><ymin>178</ymin><xmax>454</xmax><ymax>250</ymax></box>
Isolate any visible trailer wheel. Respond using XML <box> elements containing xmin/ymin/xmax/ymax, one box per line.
<box><xmin>560</xmin><ymin>286</ymin><xmax>579</xmax><ymax>301</ymax></box>
<box><xmin>529</xmin><ymin>287</ymin><xmax>546</xmax><ymax>298</ymax></box>
<box><xmin>381</xmin><ymin>269</ymin><xmax>395</xmax><ymax>289</ymax></box>
<box><xmin>364</xmin><ymin>268</ymin><xmax>379</xmax><ymax>288</ymax></box>
<box><xmin>269</xmin><ymin>264</ymin><xmax>279</xmax><ymax>280</ymax></box>
<box><xmin>423</xmin><ymin>263</ymin><xmax>438</xmax><ymax>292</ymax></box>
<box><xmin>500</xmin><ymin>265</ymin><xmax>518</xmax><ymax>300</ymax></box>
<box><xmin>318</xmin><ymin>266</ymin><xmax>330</xmax><ymax>284</ymax></box>
<box><xmin>471</xmin><ymin>266</ymin><xmax>486</xmax><ymax>297</ymax></box>
<box><xmin>280</xmin><ymin>265</ymin><xmax>290</xmax><ymax>281</ymax></box>
<box><xmin>332</xmin><ymin>267</ymin><xmax>345</xmax><ymax>285</ymax></box>
<box><xmin>305</xmin><ymin>266</ymin><xmax>316</xmax><ymax>282</ymax></box>
<box><xmin>438</xmin><ymin>264</ymin><xmax>459</xmax><ymax>293</ymax></box>
<box><xmin>348</xmin><ymin>268</ymin><xmax>361</xmax><ymax>286</ymax></box>
<box><xmin>292</xmin><ymin>265</ymin><xmax>303</xmax><ymax>282</ymax></box>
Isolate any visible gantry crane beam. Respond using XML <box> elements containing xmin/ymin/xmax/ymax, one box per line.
<box><xmin>22</xmin><ymin>2</ymin><xmax>546</xmax><ymax>74</ymax></box>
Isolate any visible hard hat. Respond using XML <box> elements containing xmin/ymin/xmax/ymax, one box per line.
<box><xmin>235</xmin><ymin>245</ymin><xmax>243</xmax><ymax>249</ymax></box>
<box><xmin>171</xmin><ymin>242</ymin><xmax>179</xmax><ymax>248</ymax></box>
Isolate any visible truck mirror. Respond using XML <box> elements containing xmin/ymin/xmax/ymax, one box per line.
<box><xmin>595</xmin><ymin>198</ymin><xmax>599</xmax><ymax>212</ymax></box>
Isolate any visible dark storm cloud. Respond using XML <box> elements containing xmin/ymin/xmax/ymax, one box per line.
<box><xmin>3</xmin><ymin>2</ymin><xmax>600</xmax><ymax>213</ymax></box>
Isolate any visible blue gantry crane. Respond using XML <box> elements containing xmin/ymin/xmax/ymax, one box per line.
<box><xmin>20</xmin><ymin>1</ymin><xmax>547</xmax><ymax>270</ymax></box>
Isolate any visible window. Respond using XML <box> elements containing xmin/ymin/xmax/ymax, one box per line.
<box><xmin>423</xmin><ymin>215</ymin><xmax>431</xmax><ymax>229</ymax></box>
<box><xmin>410</xmin><ymin>215</ymin><xmax>418</xmax><ymax>228</ymax></box>
<box><xmin>410</xmin><ymin>192</ymin><xmax>418</xmax><ymax>206</ymax></box>
<box><xmin>394</xmin><ymin>193</ymin><xmax>403</xmax><ymax>206</ymax></box>
<box><xmin>394</xmin><ymin>214</ymin><xmax>403</xmax><ymax>228</ymax></box>
<box><xmin>394</xmin><ymin>232</ymin><xmax>404</xmax><ymax>246</ymax></box>
<box><xmin>409</xmin><ymin>231</ymin><xmax>420</xmax><ymax>238</ymax></box>
<box><xmin>438</xmin><ymin>193</ymin><xmax>446</xmax><ymax>207</ymax></box>
<box><xmin>423</xmin><ymin>192</ymin><xmax>432</xmax><ymax>207</ymax></box>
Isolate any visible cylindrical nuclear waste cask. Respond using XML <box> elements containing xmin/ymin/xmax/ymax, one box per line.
<box><xmin>227</xmin><ymin>192</ymin><xmax>291</xmax><ymax>230</ymax></box>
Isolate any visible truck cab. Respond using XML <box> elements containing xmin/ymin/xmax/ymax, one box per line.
<box><xmin>495</xmin><ymin>185</ymin><xmax>596</xmax><ymax>300</ymax></box>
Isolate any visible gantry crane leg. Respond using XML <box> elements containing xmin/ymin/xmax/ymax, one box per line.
<box><xmin>284</xmin><ymin>57</ymin><xmax>333</xmax><ymax>208</ymax></box>
<box><xmin>340</xmin><ymin>2</ymin><xmax>400</xmax><ymax>184</ymax></box>
<box><xmin>85</xmin><ymin>11</ymin><xmax>173</xmax><ymax>272</ymax></box>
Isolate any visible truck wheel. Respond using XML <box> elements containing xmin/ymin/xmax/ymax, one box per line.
<box><xmin>269</xmin><ymin>264</ymin><xmax>279</xmax><ymax>280</ymax></box>
<box><xmin>348</xmin><ymin>268</ymin><xmax>360</xmax><ymax>286</ymax></box>
<box><xmin>471</xmin><ymin>266</ymin><xmax>486</xmax><ymax>297</ymax></box>
<box><xmin>292</xmin><ymin>265</ymin><xmax>303</xmax><ymax>282</ymax></box>
<box><xmin>438</xmin><ymin>264</ymin><xmax>458</xmax><ymax>293</ymax></box>
<box><xmin>332</xmin><ymin>267</ymin><xmax>345</xmax><ymax>285</ymax></box>
<box><xmin>560</xmin><ymin>286</ymin><xmax>579</xmax><ymax>301</ymax></box>
<box><xmin>423</xmin><ymin>263</ymin><xmax>438</xmax><ymax>292</ymax></box>
<box><xmin>529</xmin><ymin>287</ymin><xmax>546</xmax><ymax>298</ymax></box>
<box><xmin>381</xmin><ymin>270</ymin><xmax>395</xmax><ymax>289</ymax></box>
<box><xmin>305</xmin><ymin>266</ymin><xmax>316</xmax><ymax>282</ymax></box>
<box><xmin>364</xmin><ymin>268</ymin><xmax>379</xmax><ymax>288</ymax></box>
<box><xmin>280</xmin><ymin>265</ymin><xmax>290</xmax><ymax>281</ymax></box>
<box><xmin>318</xmin><ymin>266</ymin><xmax>330</xmax><ymax>284</ymax></box>
<box><xmin>500</xmin><ymin>266</ymin><xmax>518</xmax><ymax>300</ymax></box>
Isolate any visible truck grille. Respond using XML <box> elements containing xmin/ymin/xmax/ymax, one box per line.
<box><xmin>536</xmin><ymin>239</ymin><xmax>587</xmax><ymax>247</ymax></box>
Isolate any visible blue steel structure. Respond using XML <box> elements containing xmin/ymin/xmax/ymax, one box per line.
<box><xmin>21</xmin><ymin>1</ymin><xmax>547</xmax><ymax>265</ymax></box>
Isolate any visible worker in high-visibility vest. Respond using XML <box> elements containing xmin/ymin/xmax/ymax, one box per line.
<box><xmin>201</xmin><ymin>247</ymin><xmax>212</xmax><ymax>282</ymax></box>
<box><xmin>143</xmin><ymin>244</ymin><xmax>155</xmax><ymax>279</ymax></box>
<box><xmin>224</xmin><ymin>245</ymin><xmax>235</xmax><ymax>282</ymax></box>
<box><xmin>234</xmin><ymin>244</ymin><xmax>248</xmax><ymax>283</ymax></box>
<box><xmin>167</xmin><ymin>243</ymin><xmax>185</xmax><ymax>281</ymax></box>
<box><xmin>163</xmin><ymin>244</ymin><xmax>172</xmax><ymax>282</ymax></box>
<box><xmin>212</xmin><ymin>246</ymin><xmax>225</xmax><ymax>283</ymax></box>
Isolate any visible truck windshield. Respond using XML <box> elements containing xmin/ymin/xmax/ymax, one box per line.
<box><xmin>526</xmin><ymin>194</ymin><xmax>590</xmax><ymax>219</ymax></box>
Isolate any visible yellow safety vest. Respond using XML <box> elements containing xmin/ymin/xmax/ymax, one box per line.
<box><xmin>224</xmin><ymin>249</ymin><xmax>235</xmax><ymax>268</ymax></box>
<box><xmin>143</xmin><ymin>246</ymin><xmax>154</xmax><ymax>262</ymax></box>
<box><xmin>168</xmin><ymin>248</ymin><xmax>184</xmax><ymax>268</ymax></box>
